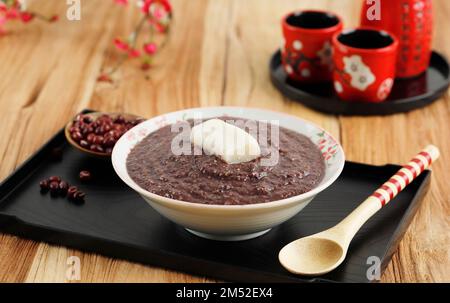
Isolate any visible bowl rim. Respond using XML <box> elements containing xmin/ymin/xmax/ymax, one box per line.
<box><xmin>111</xmin><ymin>106</ymin><xmax>345</xmax><ymax>210</ymax></box>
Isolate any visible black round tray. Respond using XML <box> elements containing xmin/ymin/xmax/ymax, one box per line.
<box><xmin>269</xmin><ymin>50</ymin><xmax>450</xmax><ymax>115</ymax></box>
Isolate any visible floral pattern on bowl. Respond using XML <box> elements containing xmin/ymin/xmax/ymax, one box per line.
<box><xmin>313</xmin><ymin>131</ymin><xmax>339</xmax><ymax>165</ymax></box>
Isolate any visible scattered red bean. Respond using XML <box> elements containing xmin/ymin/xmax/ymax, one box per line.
<box><xmin>68</xmin><ymin>186</ymin><xmax>78</xmax><ymax>196</ymax></box>
<box><xmin>58</xmin><ymin>181</ymin><xmax>69</xmax><ymax>196</ymax></box>
<box><xmin>79</xmin><ymin>170</ymin><xmax>92</xmax><ymax>182</ymax></box>
<box><xmin>49</xmin><ymin>181</ymin><xmax>60</xmax><ymax>196</ymax></box>
<box><xmin>67</xmin><ymin>191</ymin><xmax>76</xmax><ymax>200</ymax></box>
<box><xmin>69</xmin><ymin>113</ymin><xmax>144</xmax><ymax>155</ymax></box>
<box><xmin>73</xmin><ymin>191</ymin><xmax>86</xmax><ymax>203</ymax></box>
<box><xmin>39</xmin><ymin>180</ymin><xmax>49</xmax><ymax>192</ymax></box>
<box><xmin>39</xmin><ymin>178</ymin><xmax>85</xmax><ymax>203</ymax></box>
<box><xmin>49</xmin><ymin>176</ymin><xmax>61</xmax><ymax>183</ymax></box>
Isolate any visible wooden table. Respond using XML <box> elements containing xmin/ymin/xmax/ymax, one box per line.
<box><xmin>0</xmin><ymin>0</ymin><xmax>448</xmax><ymax>283</ymax></box>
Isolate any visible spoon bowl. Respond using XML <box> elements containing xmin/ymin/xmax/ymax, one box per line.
<box><xmin>279</xmin><ymin>237</ymin><xmax>345</xmax><ymax>276</ymax></box>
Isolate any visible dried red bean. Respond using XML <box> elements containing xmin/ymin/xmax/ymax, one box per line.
<box><xmin>90</xmin><ymin>144</ymin><xmax>104</xmax><ymax>153</ymax></box>
<box><xmin>49</xmin><ymin>181</ymin><xmax>60</xmax><ymax>196</ymax></box>
<box><xmin>79</xmin><ymin>170</ymin><xmax>91</xmax><ymax>182</ymax></box>
<box><xmin>73</xmin><ymin>191</ymin><xmax>86</xmax><ymax>202</ymax></box>
<box><xmin>39</xmin><ymin>180</ymin><xmax>49</xmax><ymax>192</ymax></box>
<box><xmin>103</xmin><ymin>136</ymin><xmax>116</xmax><ymax>147</ymax></box>
<box><xmin>73</xmin><ymin>114</ymin><xmax>83</xmax><ymax>122</ymax></box>
<box><xmin>113</xmin><ymin>130</ymin><xmax>124</xmax><ymax>140</ymax></box>
<box><xmin>94</xmin><ymin>127</ymin><xmax>104</xmax><ymax>135</ymax></box>
<box><xmin>81</xmin><ymin>125</ymin><xmax>94</xmax><ymax>136</ymax></box>
<box><xmin>49</xmin><ymin>176</ymin><xmax>61</xmax><ymax>183</ymax></box>
<box><xmin>86</xmin><ymin>133</ymin><xmax>96</xmax><ymax>143</ymax></box>
<box><xmin>71</xmin><ymin>131</ymin><xmax>83</xmax><ymax>142</ymax></box>
<box><xmin>69</xmin><ymin>126</ymin><xmax>80</xmax><ymax>133</ymax></box>
<box><xmin>68</xmin><ymin>186</ymin><xmax>78</xmax><ymax>195</ymax></box>
<box><xmin>67</xmin><ymin>186</ymin><xmax>78</xmax><ymax>200</ymax></box>
<box><xmin>82</xmin><ymin>116</ymin><xmax>93</xmax><ymax>124</ymax></box>
<box><xmin>99</xmin><ymin>114</ymin><xmax>112</xmax><ymax>121</ymax></box>
<box><xmin>79</xmin><ymin>140</ymin><xmax>89</xmax><ymax>148</ymax></box>
<box><xmin>95</xmin><ymin>124</ymin><xmax>111</xmax><ymax>135</ymax></box>
<box><xmin>58</xmin><ymin>181</ymin><xmax>69</xmax><ymax>196</ymax></box>
<box><xmin>92</xmin><ymin>135</ymin><xmax>104</xmax><ymax>145</ymax></box>
<box><xmin>114</xmin><ymin>115</ymin><xmax>125</xmax><ymax>124</ymax></box>
<box><xmin>71</xmin><ymin>113</ymin><xmax>142</xmax><ymax>154</ymax></box>
<box><xmin>113</xmin><ymin>124</ymin><xmax>125</xmax><ymax>131</ymax></box>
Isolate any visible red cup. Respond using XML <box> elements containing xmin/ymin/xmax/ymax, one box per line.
<box><xmin>332</xmin><ymin>28</ymin><xmax>399</xmax><ymax>102</ymax></box>
<box><xmin>281</xmin><ymin>10</ymin><xmax>343</xmax><ymax>83</ymax></box>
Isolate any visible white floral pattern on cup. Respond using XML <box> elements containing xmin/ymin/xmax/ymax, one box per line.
<box><xmin>334</xmin><ymin>81</ymin><xmax>343</xmax><ymax>93</ymax></box>
<box><xmin>301</xmin><ymin>68</ymin><xmax>311</xmax><ymax>77</ymax></box>
<box><xmin>343</xmin><ymin>55</ymin><xmax>375</xmax><ymax>91</ymax></box>
<box><xmin>285</xmin><ymin>64</ymin><xmax>294</xmax><ymax>74</ymax></box>
<box><xmin>377</xmin><ymin>78</ymin><xmax>394</xmax><ymax>100</ymax></box>
<box><xmin>293</xmin><ymin>40</ymin><xmax>303</xmax><ymax>50</ymax></box>
<box><xmin>317</xmin><ymin>41</ymin><xmax>333</xmax><ymax>67</ymax></box>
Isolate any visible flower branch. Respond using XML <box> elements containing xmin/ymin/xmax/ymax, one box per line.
<box><xmin>0</xmin><ymin>0</ymin><xmax>58</xmax><ymax>34</ymax></box>
<box><xmin>98</xmin><ymin>0</ymin><xmax>173</xmax><ymax>82</ymax></box>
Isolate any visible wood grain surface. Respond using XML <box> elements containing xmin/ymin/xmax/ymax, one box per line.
<box><xmin>0</xmin><ymin>0</ymin><xmax>449</xmax><ymax>283</ymax></box>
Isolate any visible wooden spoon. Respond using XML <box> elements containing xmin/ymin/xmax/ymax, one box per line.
<box><xmin>279</xmin><ymin>145</ymin><xmax>440</xmax><ymax>276</ymax></box>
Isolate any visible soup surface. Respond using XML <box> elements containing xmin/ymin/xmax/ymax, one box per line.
<box><xmin>126</xmin><ymin>117</ymin><xmax>325</xmax><ymax>205</ymax></box>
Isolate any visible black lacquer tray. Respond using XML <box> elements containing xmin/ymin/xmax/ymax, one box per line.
<box><xmin>270</xmin><ymin>50</ymin><xmax>450</xmax><ymax>115</ymax></box>
<box><xmin>0</xmin><ymin>112</ymin><xmax>431</xmax><ymax>282</ymax></box>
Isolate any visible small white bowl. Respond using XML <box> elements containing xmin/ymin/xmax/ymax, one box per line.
<box><xmin>112</xmin><ymin>107</ymin><xmax>345</xmax><ymax>241</ymax></box>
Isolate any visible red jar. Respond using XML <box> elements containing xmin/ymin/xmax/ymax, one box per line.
<box><xmin>360</xmin><ymin>0</ymin><xmax>433</xmax><ymax>78</ymax></box>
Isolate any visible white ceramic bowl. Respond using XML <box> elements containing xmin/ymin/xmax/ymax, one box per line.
<box><xmin>112</xmin><ymin>107</ymin><xmax>345</xmax><ymax>241</ymax></box>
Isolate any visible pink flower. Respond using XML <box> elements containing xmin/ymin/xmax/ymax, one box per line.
<box><xmin>159</xmin><ymin>0</ymin><xmax>172</xmax><ymax>13</ymax></box>
<box><xmin>20</xmin><ymin>12</ymin><xmax>34</xmax><ymax>23</ymax></box>
<box><xmin>153</xmin><ymin>7</ymin><xmax>164</xmax><ymax>19</ymax></box>
<box><xmin>114</xmin><ymin>38</ymin><xmax>129</xmax><ymax>51</ymax></box>
<box><xmin>128</xmin><ymin>48</ymin><xmax>141</xmax><ymax>58</ymax></box>
<box><xmin>114</xmin><ymin>0</ymin><xmax>129</xmax><ymax>5</ymax></box>
<box><xmin>5</xmin><ymin>8</ymin><xmax>20</xmax><ymax>19</ymax></box>
<box><xmin>142</xmin><ymin>0</ymin><xmax>172</xmax><ymax>15</ymax></box>
<box><xmin>143</xmin><ymin>42</ymin><xmax>157</xmax><ymax>54</ymax></box>
<box><xmin>141</xmin><ymin>0</ymin><xmax>153</xmax><ymax>14</ymax></box>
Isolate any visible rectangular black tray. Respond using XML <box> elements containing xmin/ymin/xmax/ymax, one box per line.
<box><xmin>0</xmin><ymin>111</ymin><xmax>431</xmax><ymax>283</ymax></box>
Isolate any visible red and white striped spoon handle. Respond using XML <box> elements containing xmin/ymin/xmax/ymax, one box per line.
<box><xmin>371</xmin><ymin>145</ymin><xmax>440</xmax><ymax>207</ymax></box>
